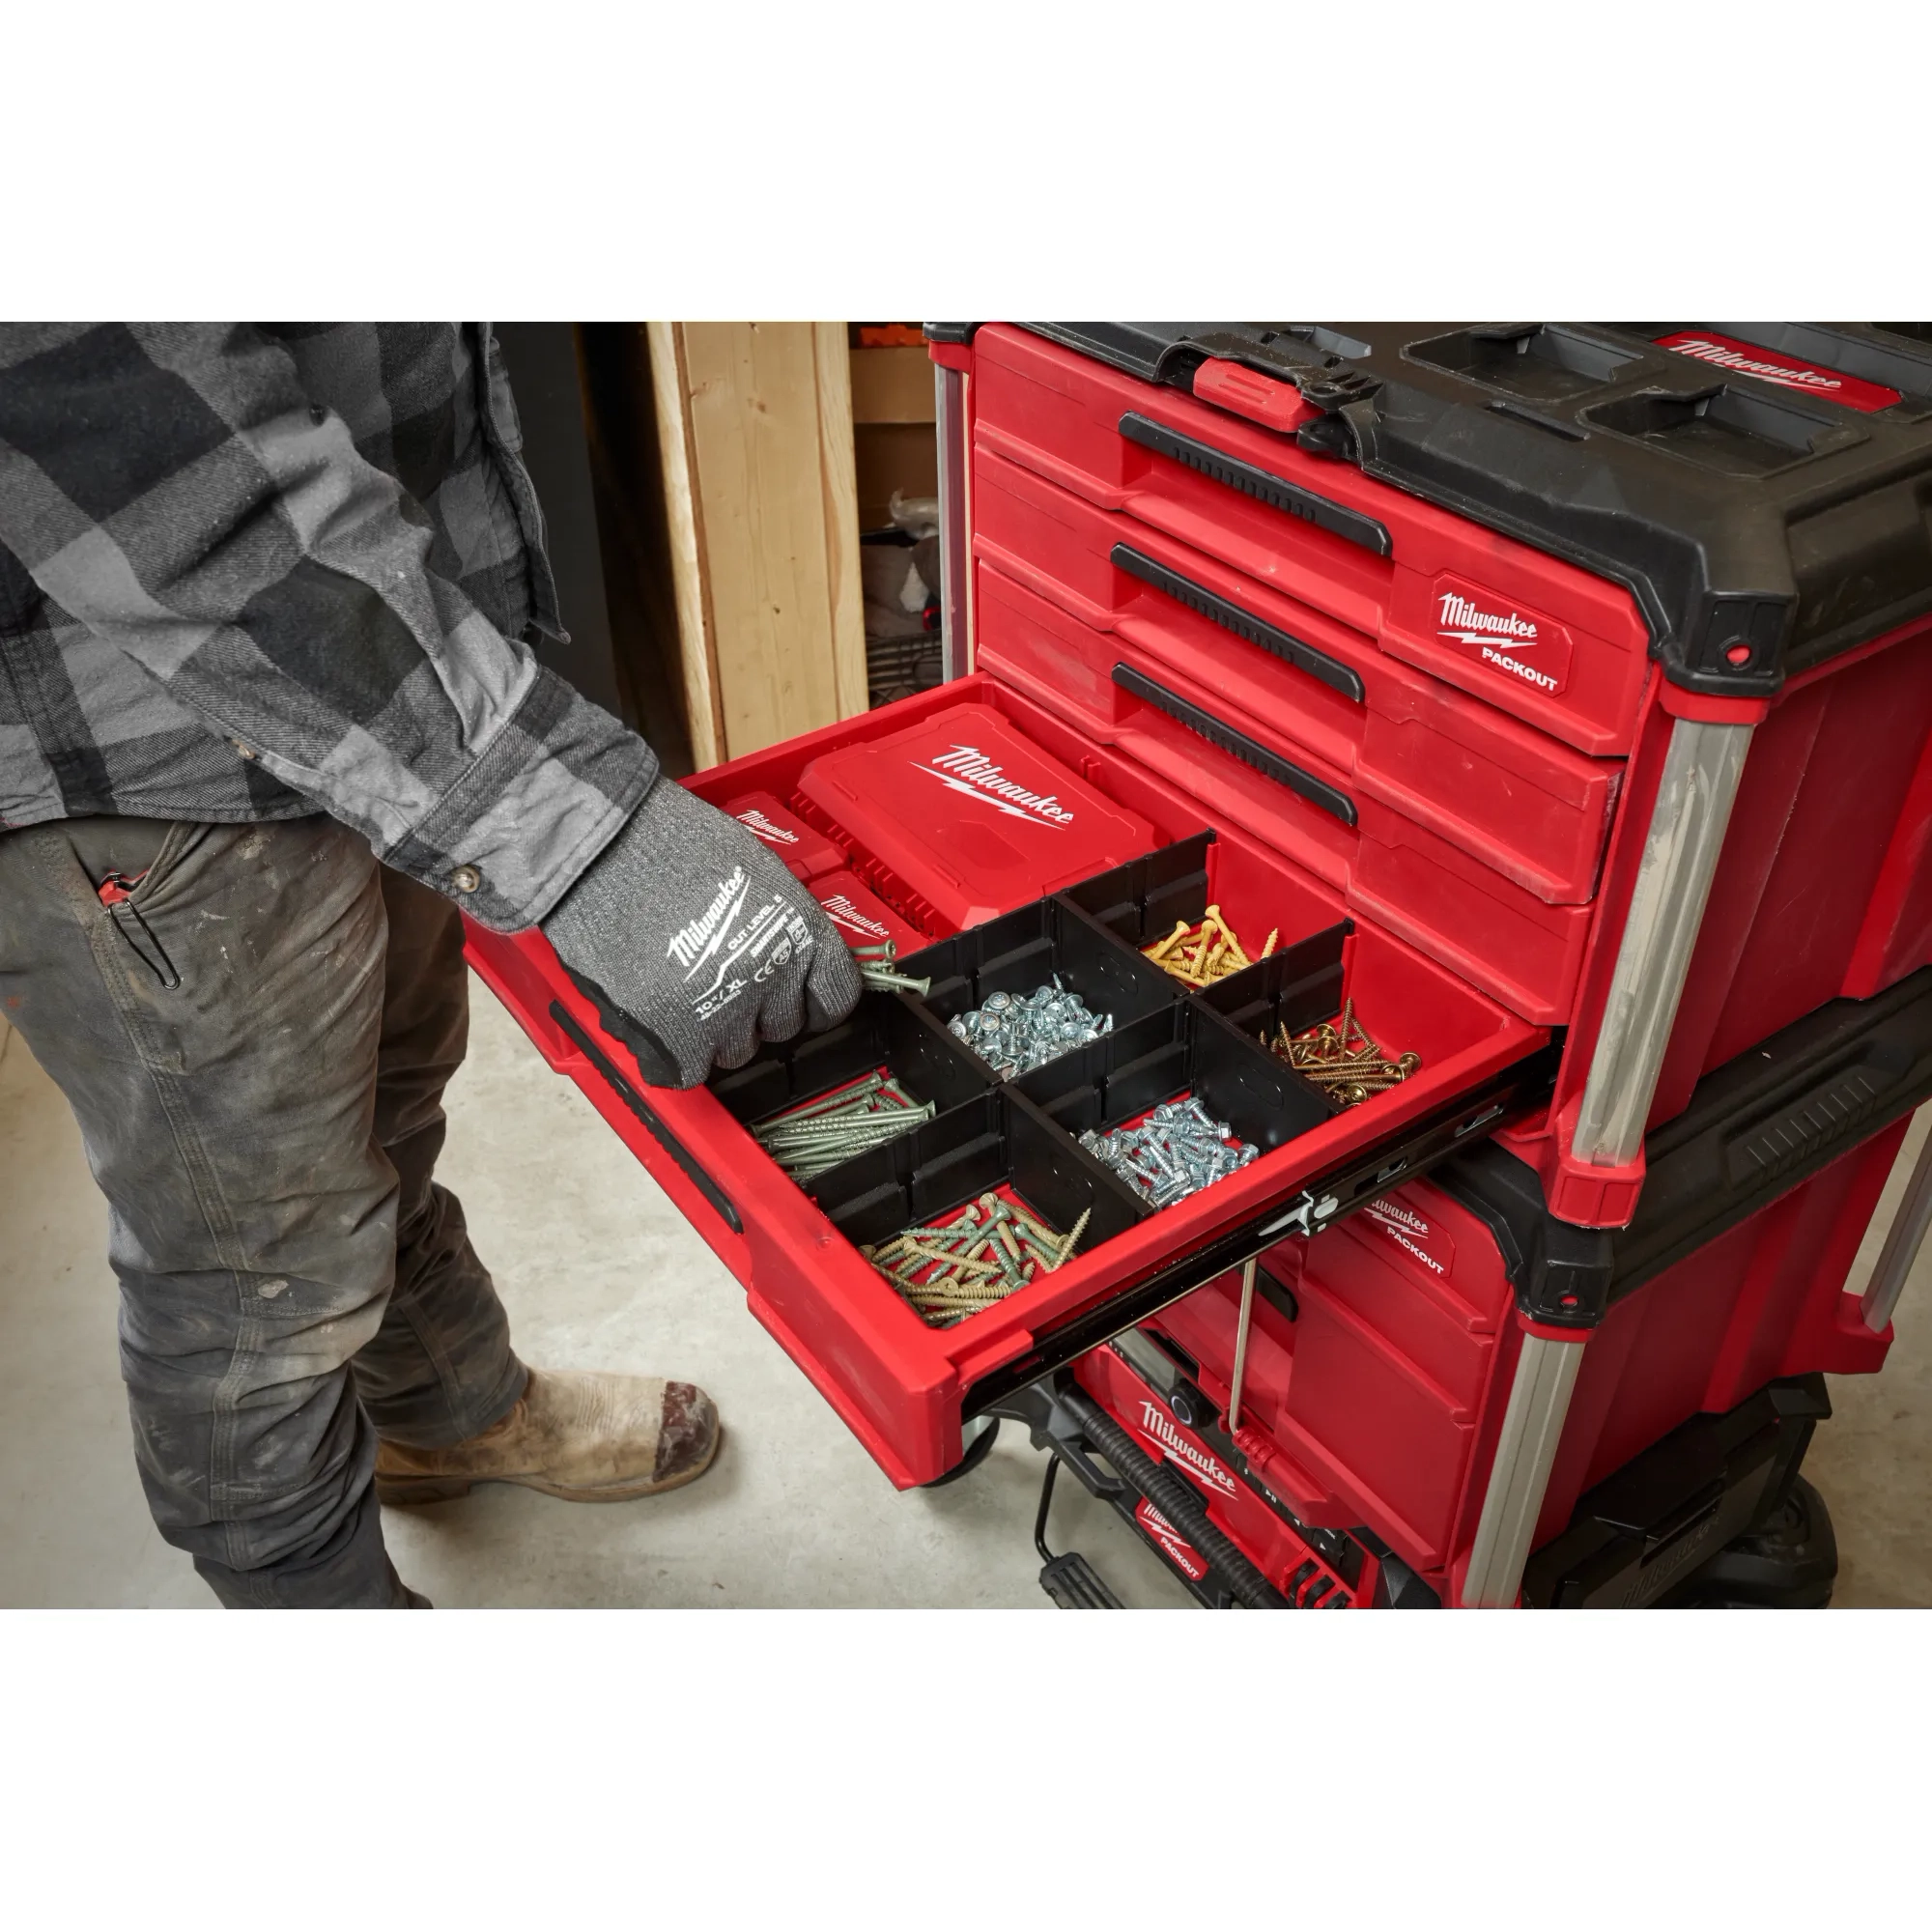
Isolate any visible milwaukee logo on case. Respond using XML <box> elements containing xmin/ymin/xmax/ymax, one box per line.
<box><xmin>1359</xmin><ymin>1196</ymin><xmax>1456</xmax><ymax>1277</ymax></box>
<box><xmin>1434</xmin><ymin>579</ymin><xmax>1573</xmax><ymax>696</ymax></box>
<box><xmin>1137</xmin><ymin>1402</ymin><xmax>1238</xmax><ymax>1496</ymax></box>
<box><xmin>817</xmin><ymin>893</ymin><xmax>889</xmax><ymax>941</ymax></box>
<box><xmin>735</xmin><ymin>807</ymin><xmax>799</xmax><ymax>847</ymax></box>
<box><xmin>1134</xmin><ymin>1498</ymin><xmax>1209</xmax><ymax>1581</ymax></box>
<box><xmin>1657</xmin><ymin>331</ymin><xmax>1902</xmax><ymax>413</ymax></box>
<box><xmin>914</xmin><ymin>744</ymin><xmax>1075</xmax><ymax>828</ymax></box>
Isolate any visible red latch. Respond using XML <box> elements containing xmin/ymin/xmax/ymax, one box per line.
<box><xmin>1191</xmin><ymin>358</ymin><xmax>1320</xmax><ymax>436</ymax></box>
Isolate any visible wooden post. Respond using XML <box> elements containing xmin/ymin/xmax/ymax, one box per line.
<box><xmin>646</xmin><ymin>322</ymin><xmax>867</xmax><ymax>767</ymax></box>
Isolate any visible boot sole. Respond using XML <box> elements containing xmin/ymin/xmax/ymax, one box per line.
<box><xmin>376</xmin><ymin>1422</ymin><xmax>723</xmax><ymax>1508</ymax></box>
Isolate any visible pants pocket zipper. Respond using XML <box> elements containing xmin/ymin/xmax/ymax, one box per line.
<box><xmin>98</xmin><ymin>872</ymin><xmax>183</xmax><ymax>989</ymax></box>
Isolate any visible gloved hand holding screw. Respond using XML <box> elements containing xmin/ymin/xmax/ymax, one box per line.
<box><xmin>543</xmin><ymin>775</ymin><xmax>864</xmax><ymax>1088</ymax></box>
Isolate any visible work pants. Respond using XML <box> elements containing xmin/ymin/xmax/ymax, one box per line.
<box><xmin>0</xmin><ymin>814</ymin><xmax>526</xmax><ymax>1606</ymax></box>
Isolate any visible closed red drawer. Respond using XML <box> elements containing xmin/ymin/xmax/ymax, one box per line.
<box><xmin>1148</xmin><ymin>1179</ymin><xmax>1512</xmax><ymax>1575</ymax></box>
<box><xmin>971</xmin><ymin>323</ymin><xmax>1653</xmax><ymax>758</ymax></box>
<box><xmin>973</xmin><ymin>446</ymin><xmax>1623</xmax><ymax>908</ymax></box>
<box><xmin>978</xmin><ymin>561</ymin><xmax>1596</xmax><ymax>1024</ymax></box>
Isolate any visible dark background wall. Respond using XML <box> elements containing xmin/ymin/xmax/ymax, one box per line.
<box><xmin>494</xmin><ymin>324</ymin><xmax>694</xmax><ymax>777</ymax></box>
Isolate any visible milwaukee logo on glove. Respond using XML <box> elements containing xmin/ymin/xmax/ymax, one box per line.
<box><xmin>667</xmin><ymin>867</ymin><xmax>810</xmax><ymax>1021</ymax></box>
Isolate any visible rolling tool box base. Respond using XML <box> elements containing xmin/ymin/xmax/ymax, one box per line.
<box><xmin>1026</xmin><ymin>1349</ymin><xmax>1842</xmax><ymax>1610</ymax></box>
<box><xmin>1037</xmin><ymin>966</ymin><xmax>1932</xmax><ymax>1605</ymax></box>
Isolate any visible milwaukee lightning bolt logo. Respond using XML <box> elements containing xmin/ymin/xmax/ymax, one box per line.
<box><xmin>912</xmin><ymin>744</ymin><xmax>1075</xmax><ymax>829</ymax></box>
<box><xmin>1663</xmin><ymin>336</ymin><xmax>1844</xmax><ymax>393</ymax></box>
<box><xmin>818</xmin><ymin>893</ymin><xmax>890</xmax><ymax>941</ymax></box>
<box><xmin>1359</xmin><ymin>1197</ymin><xmax>1454</xmax><ymax>1276</ymax></box>
<box><xmin>667</xmin><ymin>866</ymin><xmax>811</xmax><ymax>1022</ymax></box>
<box><xmin>1134</xmin><ymin>1499</ymin><xmax>1209</xmax><ymax>1581</ymax></box>
<box><xmin>1431</xmin><ymin>579</ymin><xmax>1573</xmax><ymax>696</ymax></box>
<box><xmin>1137</xmin><ymin>1402</ymin><xmax>1238</xmax><ymax>1496</ymax></box>
<box><xmin>1654</xmin><ymin>330</ymin><xmax>1903</xmax><ymax>414</ymax></box>
<box><xmin>735</xmin><ymin>807</ymin><xmax>800</xmax><ymax>847</ymax></box>
<box><xmin>1438</xmin><ymin>592</ymin><xmax>1541</xmax><ymax>652</ymax></box>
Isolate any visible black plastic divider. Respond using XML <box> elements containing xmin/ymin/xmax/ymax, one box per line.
<box><xmin>1020</xmin><ymin>1000</ymin><xmax>1337</xmax><ymax>1158</ymax></box>
<box><xmin>807</xmin><ymin>1088</ymin><xmax>1147</xmax><ymax>1254</ymax></box>
<box><xmin>1062</xmin><ymin>832</ymin><xmax>1351</xmax><ymax>1042</ymax></box>
<box><xmin>704</xmin><ymin>843</ymin><xmax>1361</xmax><ymax>1288</ymax></box>
<box><xmin>709</xmin><ymin>990</ymin><xmax>992</xmax><ymax>1126</ymax></box>
<box><xmin>1064</xmin><ymin>834</ymin><xmax>1214</xmax><ymax>947</ymax></box>
<box><xmin>901</xmin><ymin>894</ymin><xmax>1181</xmax><ymax>1059</ymax></box>
<box><xmin>1198</xmin><ymin>926</ymin><xmax>1351</xmax><ymax>1048</ymax></box>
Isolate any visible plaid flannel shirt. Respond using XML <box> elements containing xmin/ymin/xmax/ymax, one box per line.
<box><xmin>0</xmin><ymin>323</ymin><xmax>657</xmax><ymax>930</ymax></box>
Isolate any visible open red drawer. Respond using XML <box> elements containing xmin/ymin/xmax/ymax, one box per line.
<box><xmin>465</xmin><ymin>675</ymin><xmax>1549</xmax><ymax>1488</ymax></box>
<box><xmin>970</xmin><ymin>322</ymin><xmax>1652</xmax><ymax>758</ymax></box>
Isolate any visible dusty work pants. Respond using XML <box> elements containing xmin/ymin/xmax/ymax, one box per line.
<box><xmin>0</xmin><ymin>814</ymin><xmax>527</xmax><ymax>1606</ymax></box>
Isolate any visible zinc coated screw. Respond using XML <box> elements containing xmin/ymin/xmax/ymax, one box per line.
<box><xmin>949</xmin><ymin>980</ymin><xmax>1114</xmax><ymax>1079</ymax></box>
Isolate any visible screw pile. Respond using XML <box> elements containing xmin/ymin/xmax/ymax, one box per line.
<box><xmin>752</xmin><ymin>1071</ymin><xmax>935</xmax><ymax>1181</ymax></box>
<box><xmin>1143</xmin><ymin>903</ymin><xmax>1277</xmax><ymax>987</ymax></box>
<box><xmin>948</xmin><ymin>981</ymin><xmax>1113</xmax><ymax>1078</ymax></box>
<box><xmin>849</xmin><ymin>939</ymin><xmax>930</xmax><ymax>997</ymax></box>
<box><xmin>1273</xmin><ymin>998</ymin><xmax>1420</xmax><ymax>1108</ymax></box>
<box><xmin>1079</xmin><ymin>1096</ymin><xmax>1259</xmax><ymax>1208</ymax></box>
<box><xmin>863</xmin><ymin>1192</ymin><xmax>1092</xmax><ymax>1326</ymax></box>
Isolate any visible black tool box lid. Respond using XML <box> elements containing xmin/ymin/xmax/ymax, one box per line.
<box><xmin>1435</xmin><ymin>962</ymin><xmax>1932</xmax><ymax>1328</ymax></box>
<box><xmin>943</xmin><ymin>322</ymin><xmax>1932</xmax><ymax>700</ymax></box>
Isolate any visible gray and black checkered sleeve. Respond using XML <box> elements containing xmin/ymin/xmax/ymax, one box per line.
<box><xmin>0</xmin><ymin>323</ymin><xmax>656</xmax><ymax>927</ymax></box>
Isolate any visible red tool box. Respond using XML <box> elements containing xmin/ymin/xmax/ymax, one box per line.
<box><xmin>1022</xmin><ymin>965</ymin><xmax>1932</xmax><ymax>1608</ymax></box>
<box><xmin>721</xmin><ymin>791</ymin><xmax>846</xmax><ymax>880</ymax></box>
<box><xmin>464</xmin><ymin>321</ymin><xmax>1932</xmax><ymax>1605</ymax></box>
<box><xmin>952</xmin><ymin>322</ymin><xmax>1932</xmax><ymax>1228</ymax></box>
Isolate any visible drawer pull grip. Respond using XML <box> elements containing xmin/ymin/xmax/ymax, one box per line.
<box><xmin>551</xmin><ymin>1001</ymin><xmax>744</xmax><ymax>1235</ymax></box>
<box><xmin>1111</xmin><ymin>542</ymin><xmax>1365</xmax><ymax>702</ymax></box>
<box><xmin>1111</xmin><ymin>662</ymin><xmax>1358</xmax><ymax>828</ymax></box>
<box><xmin>1119</xmin><ymin>410</ymin><xmax>1393</xmax><ymax>558</ymax></box>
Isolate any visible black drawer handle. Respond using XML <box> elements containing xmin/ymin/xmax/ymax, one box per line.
<box><xmin>1111</xmin><ymin>663</ymin><xmax>1358</xmax><ymax>828</ymax></box>
<box><xmin>1109</xmin><ymin>543</ymin><xmax>1365</xmax><ymax>703</ymax></box>
<box><xmin>1118</xmin><ymin>412</ymin><xmax>1393</xmax><ymax>558</ymax></box>
<box><xmin>550</xmin><ymin>1000</ymin><xmax>744</xmax><ymax>1235</ymax></box>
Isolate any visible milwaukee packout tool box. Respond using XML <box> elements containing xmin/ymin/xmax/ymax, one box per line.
<box><xmin>1021</xmin><ymin>964</ymin><xmax>1932</xmax><ymax>1608</ymax></box>
<box><xmin>940</xmin><ymin>322</ymin><xmax>1932</xmax><ymax>1227</ymax></box>
<box><xmin>466</xmin><ymin>319</ymin><xmax>1932</xmax><ymax>1498</ymax></box>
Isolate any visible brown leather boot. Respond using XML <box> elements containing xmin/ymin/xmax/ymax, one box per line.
<box><xmin>375</xmin><ymin>1371</ymin><xmax>720</xmax><ymax>1505</ymax></box>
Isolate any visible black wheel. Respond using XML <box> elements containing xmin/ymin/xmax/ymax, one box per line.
<box><xmin>920</xmin><ymin>1416</ymin><xmax>1002</xmax><ymax>1489</ymax></box>
<box><xmin>1664</xmin><ymin>1476</ymin><xmax>1838</xmax><ymax>1608</ymax></box>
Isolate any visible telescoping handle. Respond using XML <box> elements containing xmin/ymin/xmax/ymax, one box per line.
<box><xmin>1862</xmin><ymin>1125</ymin><xmax>1932</xmax><ymax>1334</ymax></box>
<box><xmin>1110</xmin><ymin>662</ymin><xmax>1358</xmax><ymax>827</ymax></box>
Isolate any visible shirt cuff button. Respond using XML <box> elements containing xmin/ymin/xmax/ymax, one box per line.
<box><xmin>450</xmin><ymin>865</ymin><xmax>483</xmax><ymax>895</ymax></box>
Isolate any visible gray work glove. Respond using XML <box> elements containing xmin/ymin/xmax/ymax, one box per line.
<box><xmin>544</xmin><ymin>775</ymin><xmax>864</xmax><ymax>1088</ymax></box>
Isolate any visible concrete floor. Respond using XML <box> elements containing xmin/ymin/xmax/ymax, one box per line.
<box><xmin>2</xmin><ymin>989</ymin><xmax>1926</xmax><ymax>1609</ymax></box>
